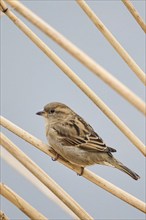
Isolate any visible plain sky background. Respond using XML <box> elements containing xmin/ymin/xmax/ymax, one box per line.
<box><xmin>1</xmin><ymin>0</ymin><xmax>145</xmax><ymax>219</ymax></box>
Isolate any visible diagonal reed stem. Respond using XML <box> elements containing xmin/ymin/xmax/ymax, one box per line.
<box><xmin>122</xmin><ymin>0</ymin><xmax>146</xmax><ymax>33</ymax></box>
<box><xmin>0</xmin><ymin>211</ymin><xmax>9</xmax><ymax>220</ymax></box>
<box><xmin>0</xmin><ymin>183</ymin><xmax>48</xmax><ymax>220</ymax></box>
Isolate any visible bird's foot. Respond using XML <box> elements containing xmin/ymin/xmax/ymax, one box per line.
<box><xmin>52</xmin><ymin>153</ymin><xmax>59</xmax><ymax>161</ymax></box>
<box><xmin>77</xmin><ymin>167</ymin><xmax>84</xmax><ymax>176</ymax></box>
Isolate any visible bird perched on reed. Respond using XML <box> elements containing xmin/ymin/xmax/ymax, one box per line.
<box><xmin>36</xmin><ymin>102</ymin><xmax>140</xmax><ymax>180</ymax></box>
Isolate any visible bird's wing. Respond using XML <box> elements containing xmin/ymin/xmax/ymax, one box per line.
<box><xmin>53</xmin><ymin>116</ymin><xmax>113</xmax><ymax>153</ymax></box>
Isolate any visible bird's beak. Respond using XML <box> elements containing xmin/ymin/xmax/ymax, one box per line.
<box><xmin>36</xmin><ymin>110</ymin><xmax>45</xmax><ymax>116</ymax></box>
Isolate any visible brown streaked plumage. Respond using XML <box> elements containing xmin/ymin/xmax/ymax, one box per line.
<box><xmin>36</xmin><ymin>102</ymin><xmax>140</xmax><ymax>180</ymax></box>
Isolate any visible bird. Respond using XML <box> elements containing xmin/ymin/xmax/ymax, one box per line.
<box><xmin>36</xmin><ymin>102</ymin><xmax>140</xmax><ymax>180</ymax></box>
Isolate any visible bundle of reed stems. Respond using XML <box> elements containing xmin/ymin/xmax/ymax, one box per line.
<box><xmin>0</xmin><ymin>0</ymin><xmax>145</xmax><ymax>219</ymax></box>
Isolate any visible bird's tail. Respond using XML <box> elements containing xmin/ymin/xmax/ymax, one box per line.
<box><xmin>111</xmin><ymin>158</ymin><xmax>140</xmax><ymax>180</ymax></box>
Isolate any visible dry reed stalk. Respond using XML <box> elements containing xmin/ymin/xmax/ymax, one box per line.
<box><xmin>122</xmin><ymin>0</ymin><xmax>146</xmax><ymax>33</ymax></box>
<box><xmin>1</xmin><ymin>148</ymin><xmax>80</xmax><ymax>220</ymax></box>
<box><xmin>0</xmin><ymin>133</ymin><xmax>93</xmax><ymax>220</ymax></box>
<box><xmin>0</xmin><ymin>183</ymin><xmax>48</xmax><ymax>220</ymax></box>
<box><xmin>0</xmin><ymin>3</ymin><xmax>145</xmax><ymax>155</ymax></box>
<box><xmin>3</xmin><ymin>0</ymin><xmax>146</xmax><ymax>114</ymax></box>
<box><xmin>0</xmin><ymin>118</ymin><xmax>146</xmax><ymax>213</ymax></box>
<box><xmin>76</xmin><ymin>0</ymin><xmax>146</xmax><ymax>84</ymax></box>
<box><xmin>0</xmin><ymin>211</ymin><xmax>9</xmax><ymax>220</ymax></box>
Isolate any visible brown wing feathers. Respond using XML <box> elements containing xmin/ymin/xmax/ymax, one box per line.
<box><xmin>53</xmin><ymin>115</ymin><xmax>116</xmax><ymax>154</ymax></box>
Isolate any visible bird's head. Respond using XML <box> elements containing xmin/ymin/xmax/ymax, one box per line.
<box><xmin>36</xmin><ymin>102</ymin><xmax>73</xmax><ymax>121</ymax></box>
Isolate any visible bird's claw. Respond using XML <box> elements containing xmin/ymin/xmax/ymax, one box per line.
<box><xmin>52</xmin><ymin>154</ymin><xmax>59</xmax><ymax>161</ymax></box>
<box><xmin>77</xmin><ymin>167</ymin><xmax>84</xmax><ymax>176</ymax></box>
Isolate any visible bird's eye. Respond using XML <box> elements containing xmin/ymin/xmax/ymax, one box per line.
<box><xmin>50</xmin><ymin>109</ymin><xmax>55</xmax><ymax>114</ymax></box>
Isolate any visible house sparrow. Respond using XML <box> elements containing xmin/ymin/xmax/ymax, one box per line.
<box><xmin>36</xmin><ymin>102</ymin><xmax>140</xmax><ymax>180</ymax></box>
